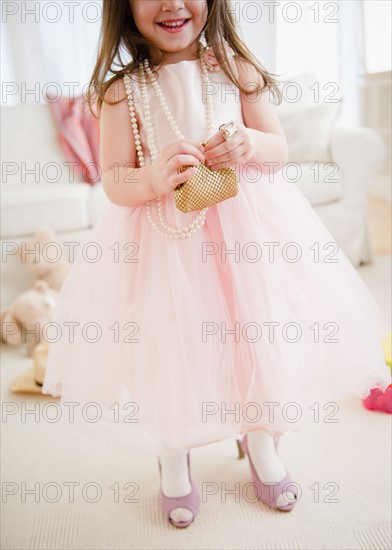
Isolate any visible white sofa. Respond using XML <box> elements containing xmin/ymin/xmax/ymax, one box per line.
<box><xmin>0</xmin><ymin>77</ymin><xmax>386</xmax><ymax>308</ymax></box>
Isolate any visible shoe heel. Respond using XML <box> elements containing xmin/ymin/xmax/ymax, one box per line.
<box><xmin>236</xmin><ymin>438</ymin><xmax>245</xmax><ymax>459</ymax></box>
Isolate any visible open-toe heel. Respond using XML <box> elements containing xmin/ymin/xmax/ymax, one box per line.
<box><xmin>237</xmin><ymin>433</ymin><xmax>298</xmax><ymax>512</ymax></box>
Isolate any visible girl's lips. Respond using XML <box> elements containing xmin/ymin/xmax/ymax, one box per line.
<box><xmin>156</xmin><ymin>19</ymin><xmax>191</xmax><ymax>33</ymax></box>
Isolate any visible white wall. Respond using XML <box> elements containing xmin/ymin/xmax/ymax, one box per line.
<box><xmin>233</xmin><ymin>1</ymin><xmax>277</xmax><ymax>71</ymax></box>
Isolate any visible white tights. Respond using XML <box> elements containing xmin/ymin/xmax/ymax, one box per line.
<box><xmin>158</xmin><ymin>442</ymin><xmax>193</xmax><ymax>524</ymax></box>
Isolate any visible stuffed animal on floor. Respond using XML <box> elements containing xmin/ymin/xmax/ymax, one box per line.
<box><xmin>0</xmin><ymin>280</ymin><xmax>58</xmax><ymax>356</ymax></box>
<box><xmin>19</xmin><ymin>225</ymin><xmax>70</xmax><ymax>292</ymax></box>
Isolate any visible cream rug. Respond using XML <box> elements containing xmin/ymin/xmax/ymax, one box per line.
<box><xmin>1</xmin><ymin>255</ymin><xmax>391</xmax><ymax>550</ymax></box>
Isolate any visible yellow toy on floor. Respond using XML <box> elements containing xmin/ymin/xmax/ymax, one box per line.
<box><xmin>383</xmin><ymin>332</ymin><xmax>392</xmax><ymax>373</ymax></box>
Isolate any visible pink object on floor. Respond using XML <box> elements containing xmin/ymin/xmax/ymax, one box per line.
<box><xmin>362</xmin><ymin>385</ymin><xmax>392</xmax><ymax>413</ymax></box>
<box><xmin>46</xmin><ymin>92</ymin><xmax>100</xmax><ymax>184</ymax></box>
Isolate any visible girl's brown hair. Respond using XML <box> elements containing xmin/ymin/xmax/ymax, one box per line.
<box><xmin>87</xmin><ymin>0</ymin><xmax>283</xmax><ymax>118</ymax></box>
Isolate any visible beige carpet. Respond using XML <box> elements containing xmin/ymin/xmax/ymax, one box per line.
<box><xmin>1</xmin><ymin>255</ymin><xmax>391</xmax><ymax>550</ymax></box>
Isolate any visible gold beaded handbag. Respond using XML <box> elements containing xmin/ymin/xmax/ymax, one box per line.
<box><xmin>174</xmin><ymin>157</ymin><xmax>238</xmax><ymax>213</ymax></box>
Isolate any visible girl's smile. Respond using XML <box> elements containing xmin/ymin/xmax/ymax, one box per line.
<box><xmin>156</xmin><ymin>18</ymin><xmax>191</xmax><ymax>33</ymax></box>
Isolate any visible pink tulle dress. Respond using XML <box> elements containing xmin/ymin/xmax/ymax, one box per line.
<box><xmin>42</xmin><ymin>55</ymin><xmax>391</xmax><ymax>457</ymax></box>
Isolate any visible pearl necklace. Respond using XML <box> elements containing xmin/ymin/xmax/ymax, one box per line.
<box><xmin>125</xmin><ymin>44</ymin><xmax>215</xmax><ymax>239</ymax></box>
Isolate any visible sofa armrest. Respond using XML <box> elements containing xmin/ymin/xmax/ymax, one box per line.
<box><xmin>330</xmin><ymin>126</ymin><xmax>386</xmax><ymax>201</ymax></box>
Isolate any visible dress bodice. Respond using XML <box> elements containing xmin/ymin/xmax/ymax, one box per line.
<box><xmin>126</xmin><ymin>58</ymin><xmax>244</xmax><ymax>166</ymax></box>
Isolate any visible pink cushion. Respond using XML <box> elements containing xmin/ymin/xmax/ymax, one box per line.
<box><xmin>46</xmin><ymin>93</ymin><xmax>100</xmax><ymax>185</ymax></box>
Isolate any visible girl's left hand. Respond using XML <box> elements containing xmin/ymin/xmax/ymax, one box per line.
<box><xmin>203</xmin><ymin>121</ymin><xmax>255</xmax><ymax>170</ymax></box>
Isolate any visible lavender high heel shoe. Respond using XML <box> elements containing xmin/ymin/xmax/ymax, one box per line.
<box><xmin>236</xmin><ymin>433</ymin><xmax>298</xmax><ymax>511</ymax></box>
<box><xmin>158</xmin><ymin>451</ymin><xmax>200</xmax><ymax>528</ymax></box>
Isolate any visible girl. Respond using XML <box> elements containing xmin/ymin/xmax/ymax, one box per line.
<box><xmin>43</xmin><ymin>0</ymin><xmax>391</xmax><ymax>529</ymax></box>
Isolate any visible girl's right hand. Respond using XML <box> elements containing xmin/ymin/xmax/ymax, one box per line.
<box><xmin>148</xmin><ymin>141</ymin><xmax>206</xmax><ymax>197</ymax></box>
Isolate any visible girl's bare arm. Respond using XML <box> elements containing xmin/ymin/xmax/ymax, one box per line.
<box><xmin>100</xmin><ymin>77</ymin><xmax>158</xmax><ymax>207</ymax></box>
<box><xmin>236</xmin><ymin>57</ymin><xmax>288</xmax><ymax>173</ymax></box>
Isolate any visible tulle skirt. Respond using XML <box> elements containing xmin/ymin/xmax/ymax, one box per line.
<box><xmin>42</xmin><ymin>166</ymin><xmax>391</xmax><ymax>457</ymax></box>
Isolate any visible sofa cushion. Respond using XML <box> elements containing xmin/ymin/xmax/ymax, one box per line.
<box><xmin>1</xmin><ymin>103</ymin><xmax>85</xmax><ymax>186</ymax></box>
<box><xmin>276</xmin><ymin>72</ymin><xmax>341</xmax><ymax>112</ymax></box>
<box><xmin>275</xmin><ymin>72</ymin><xmax>342</xmax><ymax>162</ymax></box>
<box><xmin>46</xmin><ymin>94</ymin><xmax>101</xmax><ymax>185</ymax></box>
<box><xmin>1</xmin><ymin>182</ymin><xmax>92</xmax><ymax>238</ymax></box>
<box><xmin>278</xmin><ymin>102</ymin><xmax>341</xmax><ymax>163</ymax></box>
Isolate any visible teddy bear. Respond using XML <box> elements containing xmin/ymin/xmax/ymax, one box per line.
<box><xmin>0</xmin><ymin>280</ymin><xmax>58</xmax><ymax>356</ymax></box>
<box><xmin>19</xmin><ymin>225</ymin><xmax>70</xmax><ymax>292</ymax></box>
